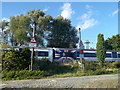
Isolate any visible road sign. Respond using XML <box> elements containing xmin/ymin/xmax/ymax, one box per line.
<box><xmin>30</xmin><ymin>37</ymin><xmax>37</xmax><ymax>43</ymax></box>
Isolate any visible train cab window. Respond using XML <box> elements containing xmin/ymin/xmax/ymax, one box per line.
<box><xmin>84</xmin><ymin>53</ymin><xmax>96</xmax><ymax>57</ymax></box>
<box><xmin>106</xmin><ymin>53</ymin><xmax>111</xmax><ymax>58</ymax></box>
<box><xmin>118</xmin><ymin>54</ymin><xmax>120</xmax><ymax>58</ymax></box>
<box><xmin>38</xmin><ymin>51</ymin><xmax>48</xmax><ymax>56</ymax></box>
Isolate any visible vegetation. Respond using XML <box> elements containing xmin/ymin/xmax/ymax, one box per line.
<box><xmin>96</xmin><ymin>34</ymin><xmax>106</xmax><ymax>68</ymax></box>
<box><xmin>0</xmin><ymin>9</ymin><xmax>78</xmax><ymax>48</ymax></box>
<box><xmin>47</xmin><ymin>16</ymin><xmax>78</xmax><ymax>48</ymax></box>
<box><xmin>112</xmin><ymin>61</ymin><xmax>120</xmax><ymax>68</ymax></box>
<box><xmin>2</xmin><ymin>48</ymin><xmax>31</xmax><ymax>70</ymax></box>
<box><xmin>105</xmin><ymin>34</ymin><xmax>120</xmax><ymax>50</ymax></box>
<box><xmin>2</xmin><ymin>58</ymin><xmax>119</xmax><ymax>80</ymax></box>
<box><xmin>10</xmin><ymin>15</ymin><xmax>31</xmax><ymax>46</ymax></box>
<box><xmin>2</xmin><ymin>70</ymin><xmax>49</xmax><ymax>80</ymax></box>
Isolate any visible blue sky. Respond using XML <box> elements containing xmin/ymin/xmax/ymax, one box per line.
<box><xmin>2</xmin><ymin>2</ymin><xmax>119</xmax><ymax>49</ymax></box>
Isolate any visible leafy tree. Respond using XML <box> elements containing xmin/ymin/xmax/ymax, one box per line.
<box><xmin>96</xmin><ymin>34</ymin><xmax>106</xmax><ymax>68</ymax></box>
<box><xmin>105</xmin><ymin>34</ymin><xmax>120</xmax><ymax>50</ymax></box>
<box><xmin>0</xmin><ymin>20</ymin><xmax>9</xmax><ymax>44</ymax></box>
<box><xmin>0</xmin><ymin>20</ymin><xmax>9</xmax><ymax>33</ymax></box>
<box><xmin>47</xmin><ymin>16</ymin><xmax>78</xmax><ymax>48</ymax></box>
<box><xmin>27</xmin><ymin>9</ymin><xmax>53</xmax><ymax>47</ymax></box>
<box><xmin>10</xmin><ymin>15</ymin><xmax>31</xmax><ymax>46</ymax></box>
<box><xmin>105</xmin><ymin>38</ymin><xmax>112</xmax><ymax>50</ymax></box>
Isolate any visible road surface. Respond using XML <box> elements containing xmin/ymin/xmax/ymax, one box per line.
<box><xmin>1</xmin><ymin>74</ymin><xmax>119</xmax><ymax>88</ymax></box>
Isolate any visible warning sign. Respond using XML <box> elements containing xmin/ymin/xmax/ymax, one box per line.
<box><xmin>30</xmin><ymin>37</ymin><xmax>37</xmax><ymax>43</ymax></box>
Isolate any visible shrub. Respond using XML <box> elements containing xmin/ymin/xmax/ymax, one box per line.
<box><xmin>2</xmin><ymin>70</ymin><xmax>49</xmax><ymax>80</ymax></box>
<box><xmin>104</xmin><ymin>61</ymin><xmax>113</xmax><ymax>68</ymax></box>
<box><xmin>83</xmin><ymin>60</ymin><xmax>99</xmax><ymax>71</ymax></box>
<box><xmin>2</xmin><ymin>48</ymin><xmax>31</xmax><ymax>70</ymax></box>
<box><xmin>33</xmin><ymin>58</ymin><xmax>52</xmax><ymax>70</ymax></box>
<box><xmin>112</xmin><ymin>61</ymin><xmax>120</xmax><ymax>68</ymax></box>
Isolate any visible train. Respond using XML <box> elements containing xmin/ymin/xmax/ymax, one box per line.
<box><xmin>26</xmin><ymin>48</ymin><xmax>120</xmax><ymax>62</ymax></box>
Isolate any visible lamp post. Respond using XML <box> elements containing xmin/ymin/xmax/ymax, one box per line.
<box><xmin>78</xmin><ymin>27</ymin><xmax>84</xmax><ymax>70</ymax></box>
<box><xmin>78</xmin><ymin>28</ymin><xmax>81</xmax><ymax>49</ymax></box>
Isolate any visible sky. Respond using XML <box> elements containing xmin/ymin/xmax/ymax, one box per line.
<box><xmin>1</xmin><ymin>2</ymin><xmax>119</xmax><ymax>49</ymax></box>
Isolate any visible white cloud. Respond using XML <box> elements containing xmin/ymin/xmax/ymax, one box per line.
<box><xmin>61</xmin><ymin>3</ymin><xmax>74</xmax><ymax>19</ymax></box>
<box><xmin>43</xmin><ymin>8</ymin><xmax>49</xmax><ymax>12</ymax></box>
<box><xmin>109</xmin><ymin>8</ymin><xmax>119</xmax><ymax>16</ymax></box>
<box><xmin>76</xmin><ymin>5</ymin><xmax>98</xmax><ymax>30</ymax></box>
<box><xmin>1</xmin><ymin>18</ymin><xmax>10</xmax><ymax>22</ymax></box>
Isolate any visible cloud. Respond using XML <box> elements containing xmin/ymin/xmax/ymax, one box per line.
<box><xmin>61</xmin><ymin>3</ymin><xmax>74</xmax><ymax>19</ymax></box>
<box><xmin>43</xmin><ymin>8</ymin><xmax>49</xmax><ymax>12</ymax></box>
<box><xmin>109</xmin><ymin>8</ymin><xmax>119</xmax><ymax>16</ymax></box>
<box><xmin>76</xmin><ymin>5</ymin><xmax>98</xmax><ymax>30</ymax></box>
<box><xmin>2</xmin><ymin>18</ymin><xmax>10</xmax><ymax>22</ymax></box>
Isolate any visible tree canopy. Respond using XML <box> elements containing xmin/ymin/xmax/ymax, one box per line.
<box><xmin>47</xmin><ymin>16</ymin><xmax>78</xmax><ymax>48</ymax></box>
<box><xmin>10</xmin><ymin>15</ymin><xmax>31</xmax><ymax>46</ymax></box>
<box><xmin>0</xmin><ymin>9</ymin><xmax>78</xmax><ymax>48</ymax></box>
<box><xmin>105</xmin><ymin>34</ymin><xmax>120</xmax><ymax>51</ymax></box>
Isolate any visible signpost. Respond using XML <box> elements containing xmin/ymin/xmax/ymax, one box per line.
<box><xmin>30</xmin><ymin>36</ymin><xmax>37</xmax><ymax>71</ymax></box>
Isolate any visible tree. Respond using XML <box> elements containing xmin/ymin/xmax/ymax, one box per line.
<box><xmin>47</xmin><ymin>16</ymin><xmax>78</xmax><ymax>48</ymax></box>
<box><xmin>9</xmin><ymin>9</ymin><xmax>52</xmax><ymax>47</ymax></box>
<box><xmin>96</xmin><ymin>34</ymin><xmax>106</xmax><ymax>68</ymax></box>
<box><xmin>0</xmin><ymin>20</ymin><xmax>9</xmax><ymax>44</ymax></box>
<box><xmin>105</xmin><ymin>34</ymin><xmax>120</xmax><ymax>50</ymax></box>
<box><xmin>105</xmin><ymin>38</ymin><xmax>112</xmax><ymax>50</ymax></box>
<box><xmin>10</xmin><ymin>15</ymin><xmax>31</xmax><ymax>46</ymax></box>
<box><xmin>0</xmin><ymin>20</ymin><xmax>9</xmax><ymax>33</ymax></box>
<box><xmin>27</xmin><ymin>9</ymin><xmax>53</xmax><ymax>47</ymax></box>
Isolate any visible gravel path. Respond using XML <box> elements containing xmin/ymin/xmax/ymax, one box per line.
<box><xmin>1</xmin><ymin>74</ymin><xmax>119</xmax><ymax>88</ymax></box>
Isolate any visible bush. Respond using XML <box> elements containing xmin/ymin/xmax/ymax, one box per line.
<box><xmin>2</xmin><ymin>48</ymin><xmax>31</xmax><ymax>70</ymax></box>
<box><xmin>2</xmin><ymin>70</ymin><xmax>49</xmax><ymax>80</ymax></box>
<box><xmin>104</xmin><ymin>61</ymin><xmax>113</xmax><ymax>68</ymax></box>
<box><xmin>83</xmin><ymin>60</ymin><xmax>99</xmax><ymax>71</ymax></box>
<box><xmin>112</xmin><ymin>61</ymin><xmax>120</xmax><ymax>68</ymax></box>
<box><xmin>33</xmin><ymin>58</ymin><xmax>52</xmax><ymax>70</ymax></box>
<box><xmin>33</xmin><ymin>58</ymin><xmax>76</xmax><ymax>75</ymax></box>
